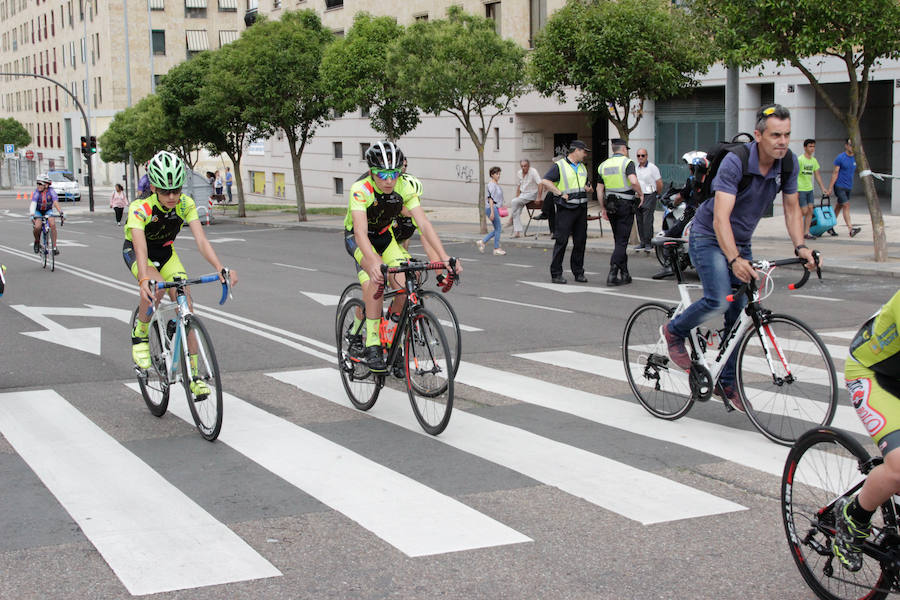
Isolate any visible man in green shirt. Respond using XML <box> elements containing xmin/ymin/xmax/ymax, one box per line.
<box><xmin>797</xmin><ymin>138</ymin><xmax>827</xmax><ymax>239</ymax></box>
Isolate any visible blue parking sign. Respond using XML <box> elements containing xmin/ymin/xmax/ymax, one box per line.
<box><xmin>3</xmin><ymin>144</ymin><xmax>14</xmax><ymax>156</ymax></box>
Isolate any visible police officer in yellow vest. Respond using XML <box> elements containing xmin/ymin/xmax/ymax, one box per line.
<box><xmin>598</xmin><ymin>138</ymin><xmax>643</xmax><ymax>286</ymax></box>
<box><xmin>540</xmin><ymin>140</ymin><xmax>594</xmax><ymax>284</ymax></box>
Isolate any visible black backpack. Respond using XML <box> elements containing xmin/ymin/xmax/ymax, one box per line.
<box><xmin>698</xmin><ymin>133</ymin><xmax>795</xmax><ymax>204</ymax></box>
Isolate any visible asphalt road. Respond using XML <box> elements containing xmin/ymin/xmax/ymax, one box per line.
<box><xmin>0</xmin><ymin>194</ymin><xmax>892</xmax><ymax>600</ymax></box>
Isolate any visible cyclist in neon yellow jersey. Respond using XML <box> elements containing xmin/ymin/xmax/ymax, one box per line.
<box><xmin>833</xmin><ymin>289</ymin><xmax>900</xmax><ymax>571</ymax></box>
<box><xmin>124</xmin><ymin>150</ymin><xmax>238</xmax><ymax>396</ymax></box>
<box><xmin>343</xmin><ymin>141</ymin><xmax>460</xmax><ymax>373</ymax></box>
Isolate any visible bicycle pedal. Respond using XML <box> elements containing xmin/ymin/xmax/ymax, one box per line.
<box><xmin>193</xmin><ymin>394</ymin><xmax>208</xmax><ymax>403</ymax></box>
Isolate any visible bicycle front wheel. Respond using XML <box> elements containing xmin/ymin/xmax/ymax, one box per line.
<box><xmin>622</xmin><ymin>302</ymin><xmax>693</xmax><ymax>419</ymax></box>
<box><xmin>50</xmin><ymin>244</ymin><xmax>55</xmax><ymax>272</ymax></box>
<box><xmin>41</xmin><ymin>232</ymin><xmax>48</xmax><ymax>269</ymax></box>
<box><xmin>179</xmin><ymin>316</ymin><xmax>223</xmax><ymax>441</ymax></box>
<box><xmin>131</xmin><ymin>308</ymin><xmax>169</xmax><ymax>417</ymax></box>
<box><xmin>782</xmin><ymin>427</ymin><xmax>894</xmax><ymax>600</ymax></box>
<box><xmin>405</xmin><ymin>308</ymin><xmax>453</xmax><ymax>435</ymax></box>
<box><xmin>336</xmin><ymin>298</ymin><xmax>381</xmax><ymax>411</ymax></box>
<box><xmin>418</xmin><ymin>290</ymin><xmax>461</xmax><ymax>377</ymax></box>
<box><xmin>737</xmin><ymin>314</ymin><xmax>838</xmax><ymax>446</ymax></box>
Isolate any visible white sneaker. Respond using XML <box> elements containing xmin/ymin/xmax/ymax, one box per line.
<box><xmin>476</xmin><ymin>240</ymin><xmax>485</xmax><ymax>253</ymax></box>
<box><xmin>493</xmin><ymin>248</ymin><xmax>506</xmax><ymax>255</ymax></box>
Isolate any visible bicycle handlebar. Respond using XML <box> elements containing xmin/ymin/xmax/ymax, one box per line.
<box><xmin>373</xmin><ymin>257</ymin><xmax>459</xmax><ymax>299</ymax></box>
<box><xmin>144</xmin><ymin>271</ymin><xmax>231</xmax><ymax>315</ymax></box>
<box><xmin>726</xmin><ymin>251</ymin><xmax>821</xmax><ymax>302</ymax></box>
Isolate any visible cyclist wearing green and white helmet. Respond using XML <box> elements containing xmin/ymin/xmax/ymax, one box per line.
<box><xmin>124</xmin><ymin>150</ymin><xmax>238</xmax><ymax>389</ymax></box>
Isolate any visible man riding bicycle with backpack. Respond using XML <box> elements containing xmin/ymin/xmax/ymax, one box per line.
<box><xmin>661</xmin><ymin>104</ymin><xmax>819</xmax><ymax>412</ymax></box>
<box><xmin>344</xmin><ymin>141</ymin><xmax>460</xmax><ymax>373</ymax></box>
<box><xmin>124</xmin><ymin>150</ymin><xmax>238</xmax><ymax>396</ymax></box>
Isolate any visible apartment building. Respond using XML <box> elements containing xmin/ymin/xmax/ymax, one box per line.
<box><xmin>0</xmin><ymin>0</ymin><xmax>246</xmax><ymax>184</ymax></box>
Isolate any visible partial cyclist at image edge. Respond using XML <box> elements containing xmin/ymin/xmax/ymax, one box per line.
<box><xmin>662</xmin><ymin>103</ymin><xmax>818</xmax><ymax>413</ymax></box>
<box><xmin>124</xmin><ymin>150</ymin><xmax>238</xmax><ymax>395</ymax></box>
<box><xmin>343</xmin><ymin>140</ymin><xmax>461</xmax><ymax>373</ymax></box>
<box><xmin>30</xmin><ymin>174</ymin><xmax>64</xmax><ymax>255</ymax></box>
<box><xmin>832</xmin><ymin>289</ymin><xmax>900</xmax><ymax>572</ymax></box>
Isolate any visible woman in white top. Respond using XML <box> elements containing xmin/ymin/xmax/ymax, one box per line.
<box><xmin>508</xmin><ymin>159</ymin><xmax>542</xmax><ymax>237</ymax></box>
<box><xmin>477</xmin><ymin>166</ymin><xmax>506</xmax><ymax>255</ymax></box>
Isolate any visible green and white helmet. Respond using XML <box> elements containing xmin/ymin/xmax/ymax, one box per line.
<box><xmin>147</xmin><ymin>150</ymin><xmax>185</xmax><ymax>189</ymax></box>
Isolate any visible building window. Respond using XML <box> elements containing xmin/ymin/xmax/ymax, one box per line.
<box><xmin>360</xmin><ymin>105</ymin><xmax>370</xmax><ymax>118</ymax></box>
<box><xmin>153</xmin><ymin>74</ymin><xmax>163</xmax><ymax>87</ymax></box>
<box><xmin>333</xmin><ymin>141</ymin><xmax>342</xmax><ymax>159</ymax></box>
<box><xmin>185</xmin><ymin>30</ymin><xmax>209</xmax><ymax>57</ymax></box>
<box><xmin>324</xmin><ymin>0</ymin><xmax>342</xmax><ymax>9</ymax></box>
<box><xmin>494</xmin><ymin>127</ymin><xmax>500</xmax><ymax>150</ymax></box>
<box><xmin>217</xmin><ymin>0</ymin><xmax>236</xmax><ymax>10</ymax></box>
<box><xmin>219</xmin><ymin>30</ymin><xmax>239</xmax><ymax>47</ymax></box>
<box><xmin>529</xmin><ymin>0</ymin><xmax>546</xmax><ymax>48</ymax></box>
<box><xmin>413</xmin><ymin>13</ymin><xmax>427</xmax><ymax>21</ymax></box>
<box><xmin>151</xmin><ymin>30</ymin><xmax>165</xmax><ymax>55</ymax></box>
<box><xmin>272</xmin><ymin>0</ymin><xmax>281</xmax><ymax>7</ymax></box>
<box><xmin>485</xmin><ymin>2</ymin><xmax>500</xmax><ymax>35</ymax></box>
<box><xmin>250</xmin><ymin>170</ymin><xmax>265</xmax><ymax>194</ymax></box>
<box><xmin>455</xmin><ymin>128</ymin><xmax>461</xmax><ymax>150</ymax></box>
<box><xmin>149</xmin><ymin>0</ymin><xmax>164</xmax><ymax>10</ymax></box>
<box><xmin>184</xmin><ymin>0</ymin><xmax>207</xmax><ymax>18</ymax></box>
<box><xmin>334</xmin><ymin>177</ymin><xmax>343</xmax><ymax>195</ymax></box>
<box><xmin>360</xmin><ymin>142</ymin><xmax>370</xmax><ymax>161</ymax></box>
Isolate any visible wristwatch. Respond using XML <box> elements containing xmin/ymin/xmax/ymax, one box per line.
<box><xmin>794</xmin><ymin>244</ymin><xmax>808</xmax><ymax>257</ymax></box>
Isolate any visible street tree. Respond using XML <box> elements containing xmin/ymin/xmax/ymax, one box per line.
<box><xmin>100</xmin><ymin>95</ymin><xmax>170</xmax><ymax>165</ymax></box>
<box><xmin>690</xmin><ymin>0</ymin><xmax>900</xmax><ymax>261</ymax></box>
<box><xmin>392</xmin><ymin>6</ymin><xmax>527</xmax><ymax>232</ymax></box>
<box><xmin>530</xmin><ymin>0</ymin><xmax>712</xmax><ymax>143</ymax></box>
<box><xmin>0</xmin><ymin>117</ymin><xmax>31</xmax><ymax>184</ymax></box>
<box><xmin>241</xmin><ymin>10</ymin><xmax>334</xmax><ymax>221</ymax></box>
<box><xmin>322</xmin><ymin>12</ymin><xmax>420</xmax><ymax>142</ymax></box>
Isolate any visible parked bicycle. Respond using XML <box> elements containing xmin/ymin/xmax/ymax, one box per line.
<box><xmin>130</xmin><ymin>273</ymin><xmax>230</xmax><ymax>441</ymax></box>
<box><xmin>336</xmin><ymin>259</ymin><xmax>458</xmax><ymax>435</ymax></box>
<box><xmin>782</xmin><ymin>427</ymin><xmax>900</xmax><ymax>600</ymax></box>
<box><xmin>622</xmin><ymin>237</ymin><xmax>836</xmax><ymax>445</ymax></box>
<box><xmin>36</xmin><ymin>213</ymin><xmax>64</xmax><ymax>272</ymax></box>
<box><xmin>336</xmin><ymin>258</ymin><xmax>462</xmax><ymax>377</ymax></box>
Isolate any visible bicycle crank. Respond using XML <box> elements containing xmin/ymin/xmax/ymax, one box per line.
<box><xmin>689</xmin><ymin>362</ymin><xmax>713</xmax><ymax>402</ymax></box>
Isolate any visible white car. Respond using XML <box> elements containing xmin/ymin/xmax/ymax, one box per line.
<box><xmin>46</xmin><ymin>170</ymin><xmax>81</xmax><ymax>201</ymax></box>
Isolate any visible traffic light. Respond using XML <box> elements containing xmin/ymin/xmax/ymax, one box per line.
<box><xmin>89</xmin><ymin>136</ymin><xmax>97</xmax><ymax>154</ymax></box>
<box><xmin>80</xmin><ymin>136</ymin><xmax>88</xmax><ymax>155</ymax></box>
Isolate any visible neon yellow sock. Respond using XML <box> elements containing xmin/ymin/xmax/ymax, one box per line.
<box><xmin>353</xmin><ymin>315</ymin><xmax>363</xmax><ymax>335</ymax></box>
<box><xmin>133</xmin><ymin>320</ymin><xmax>150</xmax><ymax>338</ymax></box>
<box><xmin>190</xmin><ymin>354</ymin><xmax>199</xmax><ymax>376</ymax></box>
<box><xmin>366</xmin><ymin>318</ymin><xmax>381</xmax><ymax>347</ymax></box>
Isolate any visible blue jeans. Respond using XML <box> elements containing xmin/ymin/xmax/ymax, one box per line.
<box><xmin>482</xmin><ymin>206</ymin><xmax>501</xmax><ymax>248</ymax></box>
<box><xmin>668</xmin><ymin>234</ymin><xmax>752</xmax><ymax>385</ymax></box>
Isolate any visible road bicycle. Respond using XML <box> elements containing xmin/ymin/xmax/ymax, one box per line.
<box><xmin>131</xmin><ymin>272</ymin><xmax>230</xmax><ymax>441</ymax></box>
<box><xmin>35</xmin><ymin>212</ymin><xmax>64</xmax><ymax>272</ymax></box>
<box><xmin>622</xmin><ymin>237</ymin><xmax>837</xmax><ymax>445</ymax></box>
<box><xmin>782</xmin><ymin>427</ymin><xmax>900</xmax><ymax>600</ymax></box>
<box><xmin>336</xmin><ymin>258</ymin><xmax>462</xmax><ymax>377</ymax></box>
<box><xmin>336</xmin><ymin>258</ymin><xmax>459</xmax><ymax>435</ymax></box>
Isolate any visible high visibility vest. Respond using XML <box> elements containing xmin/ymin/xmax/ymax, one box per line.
<box><xmin>599</xmin><ymin>154</ymin><xmax>635</xmax><ymax>195</ymax></box>
<box><xmin>553</xmin><ymin>159</ymin><xmax>589</xmax><ymax>205</ymax></box>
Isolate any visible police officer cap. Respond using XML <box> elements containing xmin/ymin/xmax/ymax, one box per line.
<box><xmin>611</xmin><ymin>138</ymin><xmax>630</xmax><ymax>149</ymax></box>
<box><xmin>569</xmin><ymin>140</ymin><xmax>591</xmax><ymax>152</ymax></box>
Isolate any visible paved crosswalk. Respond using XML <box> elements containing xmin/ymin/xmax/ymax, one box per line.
<box><xmin>0</xmin><ymin>331</ymin><xmax>860</xmax><ymax>596</ymax></box>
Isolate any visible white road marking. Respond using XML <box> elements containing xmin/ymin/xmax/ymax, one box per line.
<box><xmin>479</xmin><ymin>296</ymin><xmax>573</xmax><ymax>314</ymax></box>
<box><xmin>820</xmin><ymin>329</ymin><xmax>858</xmax><ymax>340</ymax></box>
<box><xmin>271</xmin><ymin>368</ymin><xmax>745</xmax><ymax>525</ymax></box>
<box><xmin>273</xmin><ymin>262</ymin><xmax>318</xmax><ymax>272</ymax></box>
<box><xmin>520</xmin><ymin>280</ymin><xmax>678</xmax><ymax>303</ymax></box>
<box><xmin>300</xmin><ymin>291</ymin><xmax>341</xmax><ymax>306</ymax></box>
<box><xmin>502</xmin><ymin>263</ymin><xmax>532</xmax><ymax>268</ymax></box>
<box><xmin>0</xmin><ymin>390</ymin><xmax>280</xmax><ymax>595</ymax></box>
<box><xmin>792</xmin><ymin>294</ymin><xmax>843</xmax><ymax>302</ymax></box>
<box><xmin>127</xmin><ymin>384</ymin><xmax>530</xmax><ymax>557</ymax></box>
<box><xmin>10</xmin><ymin>304</ymin><xmax>134</xmax><ymax>355</ymax></box>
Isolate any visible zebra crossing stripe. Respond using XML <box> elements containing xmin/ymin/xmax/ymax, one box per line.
<box><xmin>126</xmin><ymin>384</ymin><xmax>530</xmax><ymax>557</ymax></box>
<box><xmin>269</xmin><ymin>368</ymin><xmax>746</xmax><ymax>525</ymax></box>
<box><xmin>516</xmin><ymin>350</ymin><xmax>864</xmax><ymax>436</ymax></box>
<box><xmin>453</xmin><ymin>361</ymin><xmax>792</xmax><ymax>477</ymax></box>
<box><xmin>0</xmin><ymin>390</ymin><xmax>281</xmax><ymax>596</ymax></box>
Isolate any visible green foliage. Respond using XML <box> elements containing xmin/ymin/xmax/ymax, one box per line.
<box><xmin>0</xmin><ymin>117</ymin><xmax>31</xmax><ymax>149</ymax></box>
<box><xmin>530</xmin><ymin>0</ymin><xmax>711</xmax><ymax>136</ymax></box>
<box><xmin>98</xmin><ymin>96</ymin><xmax>168</xmax><ymax>164</ymax></box>
<box><xmin>156</xmin><ymin>51</ymin><xmax>217</xmax><ymax>166</ymax></box>
<box><xmin>321</xmin><ymin>13</ymin><xmax>420</xmax><ymax>140</ymax></box>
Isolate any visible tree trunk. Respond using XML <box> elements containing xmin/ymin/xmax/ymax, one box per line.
<box><xmin>477</xmin><ymin>144</ymin><xmax>487</xmax><ymax>235</ymax></box>
<box><xmin>848</xmin><ymin>121</ymin><xmax>888</xmax><ymax>261</ymax></box>
<box><xmin>232</xmin><ymin>159</ymin><xmax>246</xmax><ymax>218</ymax></box>
<box><xmin>287</xmin><ymin>139</ymin><xmax>307</xmax><ymax>222</ymax></box>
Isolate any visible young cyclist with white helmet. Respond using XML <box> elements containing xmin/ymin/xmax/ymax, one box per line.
<box><xmin>124</xmin><ymin>150</ymin><xmax>238</xmax><ymax>394</ymax></box>
<box><xmin>30</xmin><ymin>174</ymin><xmax>64</xmax><ymax>255</ymax></box>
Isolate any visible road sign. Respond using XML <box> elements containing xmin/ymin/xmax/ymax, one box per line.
<box><xmin>25</xmin><ymin>150</ymin><xmax>34</xmax><ymax>160</ymax></box>
<box><xmin>3</xmin><ymin>144</ymin><xmax>13</xmax><ymax>157</ymax></box>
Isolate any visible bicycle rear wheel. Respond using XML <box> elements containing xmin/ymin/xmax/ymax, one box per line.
<box><xmin>622</xmin><ymin>302</ymin><xmax>693</xmax><ymax>419</ymax></box>
<box><xmin>179</xmin><ymin>316</ymin><xmax>223</xmax><ymax>441</ymax></box>
<box><xmin>131</xmin><ymin>308</ymin><xmax>169</xmax><ymax>417</ymax></box>
<box><xmin>418</xmin><ymin>290</ymin><xmax>461</xmax><ymax>377</ymax></box>
<box><xmin>335</xmin><ymin>282</ymin><xmax>363</xmax><ymax>340</ymax></box>
<box><xmin>782</xmin><ymin>428</ymin><xmax>894</xmax><ymax>600</ymax></box>
<box><xmin>404</xmin><ymin>308</ymin><xmax>453</xmax><ymax>435</ymax></box>
<box><xmin>737</xmin><ymin>314</ymin><xmax>838</xmax><ymax>446</ymax></box>
<box><xmin>336</xmin><ymin>298</ymin><xmax>381</xmax><ymax>410</ymax></box>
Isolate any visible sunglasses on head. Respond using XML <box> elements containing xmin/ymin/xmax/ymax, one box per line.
<box><xmin>372</xmin><ymin>168</ymin><xmax>402</xmax><ymax>180</ymax></box>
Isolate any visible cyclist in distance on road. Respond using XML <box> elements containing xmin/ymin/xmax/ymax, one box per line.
<box><xmin>30</xmin><ymin>174</ymin><xmax>64</xmax><ymax>255</ymax></box>
<box><xmin>833</xmin><ymin>289</ymin><xmax>900</xmax><ymax>571</ymax></box>
<box><xmin>344</xmin><ymin>141</ymin><xmax>461</xmax><ymax>373</ymax></box>
<box><xmin>123</xmin><ymin>150</ymin><xmax>238</xmax><ymax>395</ymax></box>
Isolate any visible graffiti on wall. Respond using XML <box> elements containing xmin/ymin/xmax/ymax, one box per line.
<box><xmin>455</xmin><ymin>164</ymin><xmax>474</xmax><ymax>183</ymax></box>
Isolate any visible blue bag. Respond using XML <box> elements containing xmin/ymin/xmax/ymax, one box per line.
<box><xmin>809</xmin><ymin>195</ymin><xmax>836</xmax><ymax>237</ymax></box>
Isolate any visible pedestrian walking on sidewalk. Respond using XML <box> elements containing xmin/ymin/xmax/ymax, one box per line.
<box><xmin>826</xmin><ymin>138</ymin><xmax>861</xmax><ymax>238</ymax></box>
<box><xmin>110</xmin><ymin>183</ymin><xmax>128</xmax><ymax>226</ymax></box>
<box><xmin>797</xmin><ymin>139</ymin><xmax>828</xmax><ymax>239</ymax></box>
<box><xmin>477</xmin><ymin>166</ymin><xmax>506</xmax><ymax>255</ymax></box>
<box><xmin>634</xmin><ymin>148</ymin><xmax>663</xmax><ymax>251</ymax></box>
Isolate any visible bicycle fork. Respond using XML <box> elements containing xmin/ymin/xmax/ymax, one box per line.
<box><xmin>750</xmin><ymin>312</ymin><xmax>795</xmax><ymax>386</ymax></box>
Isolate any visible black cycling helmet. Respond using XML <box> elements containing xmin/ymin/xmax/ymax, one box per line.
<box><xmin>365</xmin><ymin>141</ymin><xmax>404</xmax><ymax>170</ymax></box>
